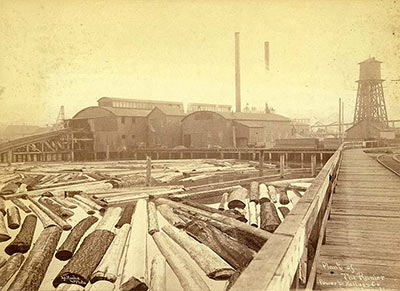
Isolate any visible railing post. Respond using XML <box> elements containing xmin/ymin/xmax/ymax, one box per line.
<box><xmin>259</xmin><ymin>150</ymin><xmax>264</xmax><ymax>177</ymax></box>
<box><xmin>146</xmin><ymin>155</ymin><xmax>152</xmax><ymax>187</ymax></box>
<box><xmin>311</xmin><ymin>154</ymin><xmax>317</xmax><ymax>177</ymax></box>
<box><xmin>280</xmin><ymin>154</ymin><xmax>285</xmax><ymax>178</ymax></box>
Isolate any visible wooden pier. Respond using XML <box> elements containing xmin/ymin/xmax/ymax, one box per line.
<box><xmin>230</xmin><ymin>144</ymin><xmax>400</xmax><ymax>290</ymax></box>
<box><xmin>316</xmin><ymin>148</ymin><xmax>400</xmax><ymax>290</ymax></box>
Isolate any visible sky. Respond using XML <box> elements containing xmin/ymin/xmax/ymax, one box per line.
<box><xmin>0</xmin><ymin>0</ymin><xmax>399</xmax><ymax>126</ymax></box>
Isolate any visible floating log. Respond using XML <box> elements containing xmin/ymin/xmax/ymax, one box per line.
<box><xmin>1</xmin><ymin>182</ymin><xmax>19</xmax><ymax>194</ymax></box>
<box><xmin>53</xmin><ymin>197</ymin><xmax>78</xmax><ymax>209</ymax></box>
<box><xmin>0</xmin><ymin>196</ymin><xmax>6</xmax><ymax>215</ymax></box>
<box><xmin>224</xmin><ymin>269</ymin><xmax>242</xmax><ymax>291</ymax></box>
<box><xmin>279</xmin><ymin>206</ymin><xmax>290</xmax><ymax>218</ymax></box>
<box><xmin>0</xmin><ymin>253</ymin><xmax>25</xmax><ymax>289</ymax></box>
<box><xmin>249</xmin><ymin>181</ymin><xmax>259</xmax><ymax>203</ymax></box>
<box><xmin>163</xmin><ymin>224</ymin><xmax>234</xmax><ymax>280</ymax></box>
<box><xmin>292</xmin><ymin>189</ymin><xmax>303</xmax><ymax>198</ymax></box>
<box><xmin>148</xmin><ymin>200</ymin><xmax>159</xmax><ymax>235</ymax></box>
<box><xmin>120</xmin><ymin>199</ymin><xmax>148</xmax><ymax>291</ymax></box>
<box><xmin>56</xmin><ymin>215</ymin><xmax>99</xmax><ymax>261</ymax></box>
<box><xmin>227</xmin><ymin>187</ymin><xmax>248</xmax><ymax>209</ymax></box>
<box><xmin>115</xmin><ymin>203</ymin><xmax>135</xmax><ymax>228</ymax></box>
<box><xmin>96</xmin><ymin>207</ymin><xmax>122</xmax><ymax>233</ymax></box>
<box><xmin>86</xmin><ymin>281</ymin><xmax>115</xmax><ymax>291</ymax></box>
<box><xmin>70</xmin><ymin>197</ymin><xmax>95</xmax><ymax>215</ymax></box>
<box><xmin>7</xmin><ymin>206</ymin><xmax>21</xmax><ymax>229</ymax></box>
<box><xmin>56</xmin><ymin>283</ymin><xmax>85</xmax><ymax>291</ymax></box>
<box><xmin>39</xmin><ymin>197</ymin><xmax>74</xmax><ymax>219</ymax></box>
<box><xmin>279</xmin><ymin>188</ymin><xmax>290</xmax><ymax>205</ymax></box>
<box><xmin>41</xmin><ymin>191</ymin><xmax>54</xmax><ymax>197</ymax></box>
<box><xmin>267</xmin><ymin>185</ymin><xmax>278</xmax><ymax>203</ymax></box>
<box><xmin>260</xmin><ymin>202</ymin><xmax>281</xmax><ymax>233</ymax></box>
<box><xmin>258</xmin><ymin>183</ymin><xmax>270</xmax><ymax>203</ymax></box>
<box><xmin>179</xmin><ymin>199</ymin><xmax>244</xmax><ymax>221</ymax></box>
<box><xmin>158</xmin><ymin>204</ymin><xmax>186</xmax><ymax>229</ymax></box>
<box><xmin>91</xmin><ymin>224</ymin><xmax>130</xmax><ymax>283</ymax></box>
<box><xmin>11</xmin><ymin>198</ymin><xmax>31</xmax><ymax>213</ymax></box>
<box><xmin>155</xmin><ymin>198</ymin><xmax>271</xmax><ymax>246</ymax></box>
<box><xmin>172</xmin><ymin>208</ymin><xmax>263</xmax><ymax>251</ymax></box>
<box><xmin>73</xmin><ymin>195</ymin><xmax>105</xmax><ymax>213</ymax></box>
<box><xmin>0</xmin><ymin>256</ymin><xmax>5</xmax><ymax>268</ymax></box>
<box><xmin>152</xmin><ymin>231</ymin><xmax>211</xmax><ymax>291</ymax></box>
<box><xmin>248</xmin><ymin>201</ymin><xmax>258</xmax><ymax>227</ymax></box>
<box><xmin>218</xmin><ymin>192</ymin><xmax>228</xmax><ymax>210</ymax></box>
<box><xmin>5</xmin><ymin>214</ymin><xmax>37</xmax><ymax>255</ymax></box>
<box><xmin>0</xmin><ymin>212</ymin><xmax>11</xmax><ymax>241</ymax></box>
<box><xmin>150</xmin><ymin>254</ymin><xmax>166</xmax><ymax>291</ymax></box>
<box><xmin>53</xmin><ymin>229</ymin><xmax>115</xmax><ymax>288</ymax></box>
<box><xmin>29</xmin><ymin>204</ymin><xmax>56</xmax><ymax>228</ymax></box>
<box><xmin>28</xmin><ymin>197</ymin><xmax>72</xmax><ymax>230</ymax></box>
<box><xmin>231</xmin><ymin>207</ymin><xmax>247</xmax><ymax>223</ymax></box>
<box><xmin>185</xmin><ymin>220</ymin><xmax>255</xmax><ymax>269</ymax></box>
<box><xmin>9</xmin><ymin>226</ymin><xmax>62</xmax><ymax>291</ymax></box>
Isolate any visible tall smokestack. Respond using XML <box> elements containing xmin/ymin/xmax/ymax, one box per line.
<box><xmin>264</xmin><ymin>41</ymin><xmax>269</xmax><ymax>70</ymax></box>
<box><xmin>235</xmin><ymin>32</ymin><xmax>241</xmax><ymax>113</ymax></box>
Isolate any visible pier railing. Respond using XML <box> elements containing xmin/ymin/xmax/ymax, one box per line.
<box><xmin>230</xmin><ymin>142</ymin><xmax>364</xmax><ymax>291</ymax></box>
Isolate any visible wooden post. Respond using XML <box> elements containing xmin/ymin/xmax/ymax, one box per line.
<box><xmin>280</xmin><ymin>154</ymin><xmax>285</xmax><ymax>178</ymax></box>
<box><xmin>320</xmin><ymin>153</ymin><xmax>324</xmax><ymax>166</ymax></box>
<box><xmin>259</xmin><ymin>150</ymin><xmax>264</xmax><ymax>177</ymax></box>
<box><xmin>146</xmin><ymin>156</ymin><xmax>152</xmax><ymax>187</ymax></box>
<box><xmin>311</xmin><ymin>154</ymin><xmax>317</xmax><ymax>177</ymax></box>
<box><xmin>268</xmin><ymin>152</ymin><xmax>272</xmax><ymax>161</ymax></box>
<box><xmin>106</xmin><ymin>145</ymin><xmax>110</xmax><ymax>161</ymax></box>
<box><xmin>301</xmin><ymin>152</ymin><xmax>304</xmax><ymax>168</ymax></box>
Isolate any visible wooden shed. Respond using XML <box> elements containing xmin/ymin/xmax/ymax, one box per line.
<box><xmin>182</xmin><ymin>111</ymin><xmax>292</xmax><ymax>148</ymax></box>
<box><xmin>71</xmin><ymin>106</ymin><xmax>150</xmax><ymax>159</ymax></box>
<box><xmin>147</xmin><ymin>105</ymin><xmax>186</xmax><ymax>148</ymax></box>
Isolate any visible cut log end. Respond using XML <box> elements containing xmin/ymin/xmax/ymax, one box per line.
<box><xmin>227</xmin><ymin>201</ymin><xmax>245</xmax><ymax>209</ymax></box>
<box><xmin>53</xmin><ymin>273</ymin><xmax>87</xmax><ymax>288</ymax></box>
<box><xmin>0</xmin><ymin>233</ymin><xmax>11</xmax><ymax>242</ymax></box>
<box><xmin>120</xmin><ymin>279</ymin><xmax>148</xmax><ymax>291</ymax></box>
<box><xmin>55</xmin><ymin>250</ymin><xmax>73</xmax><ymax>261</ymax></box>
<box><xmin>210</xmin><ymin>269</ymin><xmax>236</xmax><ymax>281</ymax></box>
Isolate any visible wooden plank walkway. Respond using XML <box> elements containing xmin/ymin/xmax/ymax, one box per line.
<box><xmin>316</xmin><ymin>148</ymin><xmax>400</xmax><ymax>290</ymax></box>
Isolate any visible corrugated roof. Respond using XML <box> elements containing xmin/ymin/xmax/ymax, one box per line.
<box><xmin>234</xmin><ymin>120</ymin><xmax>264</xmax><ymax>128</ymax></box>
<box><xmin>97</xmin><ymin>97</ymin><xmax>183</xmax><ymax>105</ymax></box>
<box><xmin>152</xmin><ymin>105</ymin><xmax>186</xmax><ymax>116</ymax></box>
<box><xmin>219</xmin><ymin>111</ymin><xmax>290</xmax><ymax>122</ymax></box>
<box><xmin>102</xmin><ymin>107</ymin><xmax>151</xmax><ymax>117</ymax></box>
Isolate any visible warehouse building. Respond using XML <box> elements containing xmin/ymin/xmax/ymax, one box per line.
<box><xmin>181</xmin><ymin>111</ymin><xmax>292</xmax><ymax>148</ymax></box>
<box><xmin>70</xmin><ymin>97</ymin><xmax>185</xmax><ymax>158</ymax></box>
<box><xmin>147</xmin><ymin>105</ymin><xmax>186</xmax><ymax>148</ymax></box>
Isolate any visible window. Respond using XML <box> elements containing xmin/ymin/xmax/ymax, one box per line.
<box><xmin>121</xmin><ymin>117</ymin><xmax>125</xmax><ymax>124</ymax></box>
<box><xmin>122</xmin><ymin>135</ymin><xmax>126</xmax><ymax>139</ymax></box>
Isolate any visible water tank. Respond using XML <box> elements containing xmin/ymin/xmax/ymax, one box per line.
<box><xmin>359</xmin><ymin>57</ymin><xmax>382</xmax><ymax>80</ymax></box>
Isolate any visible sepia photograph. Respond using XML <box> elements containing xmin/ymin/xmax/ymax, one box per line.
<box><xmin>0</xmin><ymin>0</ymin><xmax>399</xmax><ymax>290</ymax></box>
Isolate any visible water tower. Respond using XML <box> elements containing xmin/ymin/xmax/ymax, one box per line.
<box><xmin>353</xmin><ymin>57</ymin><xmax>388</xmax><ymax>126</ymax></box>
